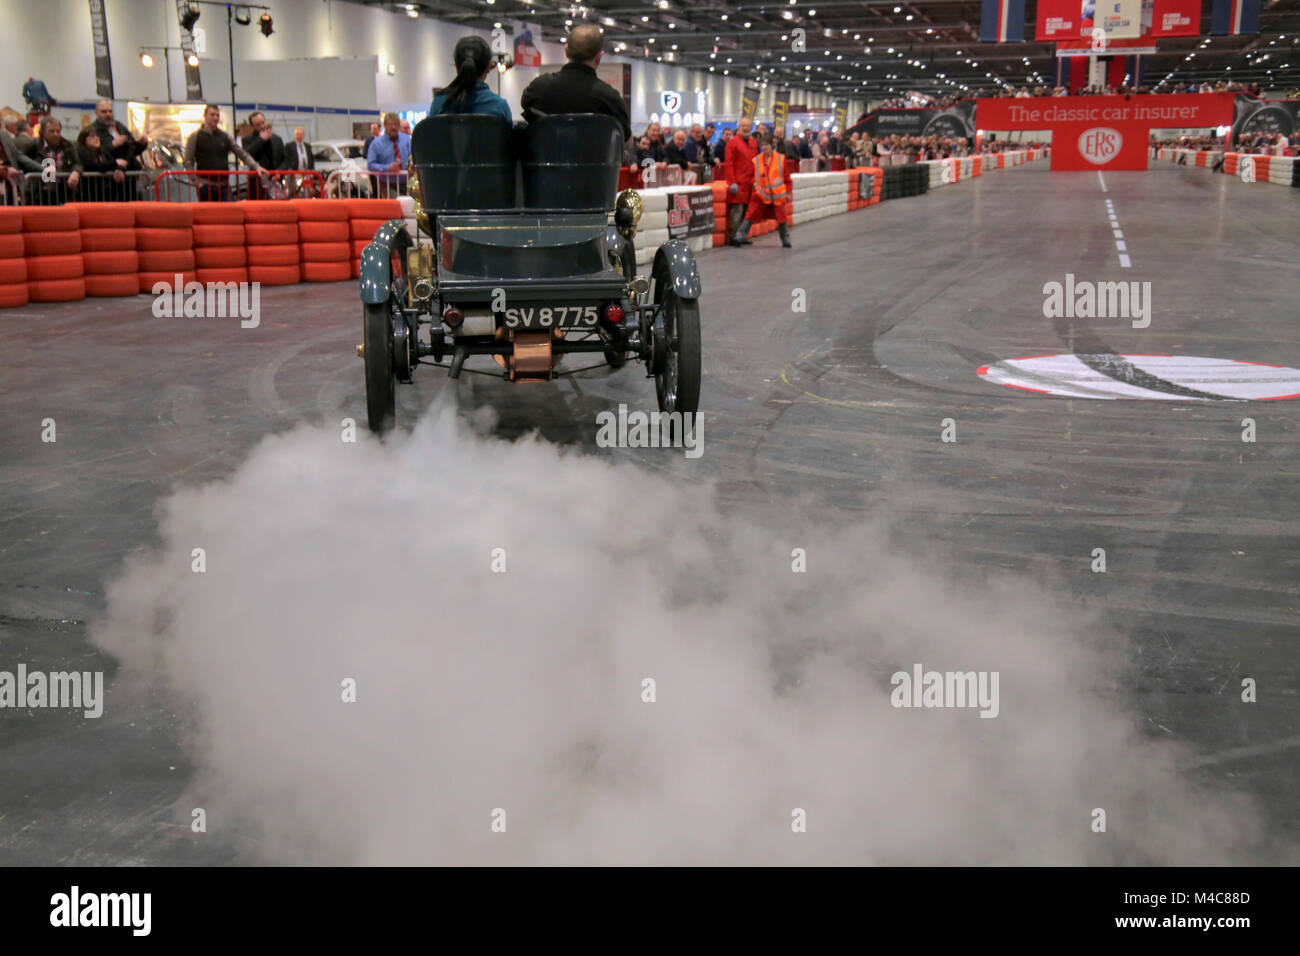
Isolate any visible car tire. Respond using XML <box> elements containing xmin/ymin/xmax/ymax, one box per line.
<box><xmin>655</xmin><ymin>290</ymin><xmax>700</xmax><ymax>416</ymax></box>
<box><xmin>364</xmin><ymin>300</ymin><xmax>396</xmax><ymax>434</ymax></box>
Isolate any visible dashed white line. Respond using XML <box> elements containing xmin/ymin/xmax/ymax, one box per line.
<box><xmin>1102</xmin><ymin>188</ymin><xmax>1129</xmax><ymax>267</ymax></box>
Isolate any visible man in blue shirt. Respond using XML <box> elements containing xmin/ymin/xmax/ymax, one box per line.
<box><xmin>366</xmin><ymin>112</ymin><xmax>412</xmax><ymax>196</ymax></box>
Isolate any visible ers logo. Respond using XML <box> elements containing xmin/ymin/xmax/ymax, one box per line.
<box><xmin>1078</xmin><ymin>127</ymin><xmax>1122</xmax><ymax>164</ymax></box>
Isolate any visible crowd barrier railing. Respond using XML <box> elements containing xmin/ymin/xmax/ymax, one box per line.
<box><xmin>0</xmin><ymin>149</ymin><xmax>1047</xmax><ymax>309</ymax></box>
<box><xmin>2</xmin><ymin>170</ymin><xmax>155</xmax><ymax>206</ymax></box>
<box><xmin>151</xmin><ymin>169</ymin><xmax>326</xmax><ymax>202</ymax></box>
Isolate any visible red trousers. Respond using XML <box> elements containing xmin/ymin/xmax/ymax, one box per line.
<box><xmin>745</xmin><ymin>196</ymin><xmax>790</xmax><ymax>224</ymax></box>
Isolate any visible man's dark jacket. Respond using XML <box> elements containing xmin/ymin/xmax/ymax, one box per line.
<box><xmin>521</xmin><ymin>62</ymin><xmax>631</xmax><ymax>141</ymax></box>
<box><xmin>242</xmin><ymin>130</ymin><xmax>287</xmax><ymax>172</ymax></box>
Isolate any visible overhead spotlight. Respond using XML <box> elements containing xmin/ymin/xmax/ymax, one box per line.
<box><xmin>139</xmin><ymin>51</ymin><xmax>155</xmax><ymax>68</ymax></box>
<box><xmin>259</xmin><ymin>12</ymin><xmax>274</xmax><ymax>36</ymax></box>
<box><xmin>180</xmin><ymin>4</ymin><xmax>200</xmax><ymax>31</ymax></box>
<box><xmin>235</xmin><ymin>6</ymin><xmax>252</xmax><ymax>25</ymax></box>
<box><xmin>387</xmin><ymin>62</ymin><xmax>396</xmax><ymax>75</ymax></box>
<box><xmin>187</xmin><ymin>53</ymin><xmax>200</xmax><ymax>67</ymax></box>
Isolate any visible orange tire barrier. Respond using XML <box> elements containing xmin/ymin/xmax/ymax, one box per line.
<box><xmin>83</xmin><ymin>250</ymin><xmax>140</xmax><ymax>275</ymax></box>
<box><xmin>195</xmin><ymin>247</ymin><xmax>248</xmax><ymax>269</ymax></box>
<box><xmin>86</xmin><ymin>273</ymin><xmax>142</xmax><ymax>297</ymax></box>
<box><xmin>249</xmin><ymin>264</ymin><xmax>301</xmax><ymax>286</ymax></box>
<box><xmin>81</xmin><ymin>228</ymin><xmax>136</xmax><ymax>251</ymax></box>
<box><xmin>245</xmin><ymin>222</ymin><xmax>299</xmax><ymax>245</ymax></box>
<box><xmin>247</xmin><ymin>244</ymin><xmax>301</xmax><ymax>267</ymax></box>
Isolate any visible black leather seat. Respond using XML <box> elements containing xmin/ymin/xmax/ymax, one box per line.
<box><xmin>518</xmin><ymin>114</ymin><xmax>623</xmax><ymax>211</ymax></box>
<box><xmin>411</xmin><ymin>114</ymin><xmax>516</xmax><ymax>211</ymax></box>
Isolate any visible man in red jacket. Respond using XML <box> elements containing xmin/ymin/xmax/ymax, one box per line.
<box><xmin>731</xmin><ymin>134</ymin><xmax>792</xmax><ymax>248</ymax></box>
<box><xmin>723</xmin><ymin>116</ymin><xmax>758</xmax><ymax>245</ymax></box>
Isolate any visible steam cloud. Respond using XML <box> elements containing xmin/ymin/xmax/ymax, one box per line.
<box><xmin>92</xmin><ymin>400</ymin><xmax>1269</xmax><ymax>864</ymax></box>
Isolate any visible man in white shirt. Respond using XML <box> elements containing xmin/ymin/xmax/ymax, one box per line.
<box><xmin>282</xmin><ymin>127</ymin><xmax>315</xmax><ymax>171</ymax></box>
<box><xmin>1271</xmin><ymin>134</ymin><xmax>1289</xmax><ymax>157</ymax></box>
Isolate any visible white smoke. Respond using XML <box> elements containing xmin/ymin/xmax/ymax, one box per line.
<box><xmin>91</xmin><ymin>399</ymin><xmax>1272</xmax><ymax>864</ymax></box>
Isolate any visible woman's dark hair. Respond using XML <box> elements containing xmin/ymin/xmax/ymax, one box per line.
<box><xmin>437</xmin><ymin>35</ymin><xmax>492</xmax><ymax>109</ymax></box>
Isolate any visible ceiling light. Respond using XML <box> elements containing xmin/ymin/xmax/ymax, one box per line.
<box><xmin>180</xmin><ymin>5</ymin><xmax>199</xmax><ymax>31</ymax></box>
<box><xmin>139</xmin><ymin>51</ymin><xmax>155</xmax><ymax>68</ymax></box>
<box><xmin>259</xmin><ymin>12</ymin><xmax>273</xmax><ymax>36</ymax></box>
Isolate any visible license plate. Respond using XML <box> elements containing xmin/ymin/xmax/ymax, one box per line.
<box><xmin>503</xmin><ymin>305</ymin><xmax>600</xmax><ymax>329</ymax></box>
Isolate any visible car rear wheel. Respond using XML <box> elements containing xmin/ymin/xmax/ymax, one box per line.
<box><xmin>363</xmin><ymin>300</ymin><xmax>396</xmax><ymax>434</ymax></box>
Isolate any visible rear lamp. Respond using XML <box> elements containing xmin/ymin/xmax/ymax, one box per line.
<box><xmin>603</xmin><ymin>303</ymin><xmax>625</xmax><ymax>325</ymax></box>
<box><xmin>442</xmin><ymin>306</ymin><xmax>464</xmax><ymax>328</ymax></box>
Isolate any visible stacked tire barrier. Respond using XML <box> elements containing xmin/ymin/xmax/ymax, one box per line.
<box><xmin>0</xmin><ymin>208</ymin><xmax>25</xmax><ymax>307</ymax></box>
<box><xmin>293</xmin><ymin>199</ymin><xmax>352</xmax><ymax>283</ymax></box>
<box><xmin>242</xmin><ymin>201</ymin><xmax>301</xmax><ymax>287</ymax></box>
<box><xmin>711</xmin><ymin>180</ymin><xmax>728</xmax><ymax>247</ymax></box>
<box><xmin>23</xmin><ymin>206</ymin><xmax>86</xmax><ymax>303</ymax></box>
<box><xmin>879</xmin><ymin>165</ymin><xmax>930</xmax><ymax>200</ymax></box>
<box><xmin>790</xmin><ymin>172</ymin><xmax>848</xmax><ymax>225</ymax></box>
<box><xmin>1158</xmin><ymin>148</ymin><xmax>1299</xmax><ymax>188</ymax></box>
<box><xmin>70</xmin><ymin>204</ymin><xmax>138</xmax><ymax>298</ymax></box>
<box><xmin>192</xmin><ymin>204</ymin><xmax>248</xmax><ymax>287</ymax></box>
<box><xmin>346</xmin><ymin>198</ymin><xmax>403</xmax><ymax>280</ymax></box>
<box><xmin>134</xmin><ymin>202</ymin><xmax>195</xmax><ymax>293</ymax></box>
<box><xmin>847</xmin><ymin>168</ymin><xmax>881</xmax><ymax>208</ymax></box>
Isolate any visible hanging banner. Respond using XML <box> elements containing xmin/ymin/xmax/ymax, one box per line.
<box><xmin>1036</xmin><ymin>0</ymin><xmax>1085</xmax><ymax>40</ymax></box>
<box><xmin>1230</xmin><ymin>95</ymin><xmax>1299</xmax><ymax>146</ymax></box>
<box><xmin>741</xmin><ymin>87</ymin><xmax>761</xmax><ymax>123</ymax></box>
<box><xmin>176</xmin><ymin>0</ymin><xmax>203</xmax><ymax>100</ymax></box>
<box><xmin>1210</xmin><ymin>0</ymin><xmax>1260</xmax><ymax>35</ymax></box>
<box><xmin>980</xmin><ymin>0</ymin><xmax>1026</xmax><ymax>42</ymax></box>
<box><xmin>847</xmin><ymin>100</ymin><xmax>976</xmax><ymax>139</ymax></box>
<box><xmin>833</xmin><ymin>102</ymin><xmax>848</xmax><ymax>132</ymax></box>
<box><xmin>1151</xmin><ymin>0</ymin><xmax>1201</xmax><ymax>36</ymax></box>
<box><xmin>773</xmin><ymin>90</ymin><xmax>790</xmax><ymax>128</ymax></box>
<box><xmin>1100</xmin><ymin>0</ymin><xmax>1146</xmax><ymax>38</ymax></box>
<box><xmin>88</xmin><ymin>0</ymin><xmax>115</xmax><ymax>99</ymax></box>
<box><xmin>513</xmin><ymin>24</ymin><xmax>542</xmax><ymax>68</ymax></box>
<box><xmin>976</xmin><ymin>93</ymin><xmax>1234</xmax><ymax>170</ymax></box>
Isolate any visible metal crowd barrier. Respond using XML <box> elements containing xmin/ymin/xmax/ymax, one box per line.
<box><xmin>152</xmin><ymin>169</ymin><xmax>326</xmax><ymax>201</ymax></box>
<box><xmin>3</xmin><ymin>170</ymin><xmax>154</xmax><ymax>205</ymax></box>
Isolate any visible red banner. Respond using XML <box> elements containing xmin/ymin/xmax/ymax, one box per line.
<box><xmin>976</xmin><ymin>94</ymin><xmax>1235</xmax><ymax>170</ymax></box>
<box><xmin>1151</xmin><ymin>0</ymin><xmax>1202</xmax><ymax>36</ymax></box>
<box><xmin>1036</xmin><ymin>0</ymin><xmax>1086</xmax><ymax>40</ymax></box>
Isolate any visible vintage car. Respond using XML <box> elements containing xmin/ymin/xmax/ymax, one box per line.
<box><xmin>357</xmin><ymin>112</ymin><xmax>702</xmax><ymax>433</ymax></box>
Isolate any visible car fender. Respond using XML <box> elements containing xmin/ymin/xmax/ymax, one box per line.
<box><xmin>651</xmin><ymin>239</ymin><xmax>701</xmax><ymax>300</ymax></box>
<box><xmin>359</xmin><ymin>219</ymin><xmax>413</xmax><ymax>305</ymax></box>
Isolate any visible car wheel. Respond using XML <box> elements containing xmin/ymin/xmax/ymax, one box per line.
<box><xmin>363</xmin><ymin>300</ymin><xmax>396</xmax><ymax>433</ymax></box>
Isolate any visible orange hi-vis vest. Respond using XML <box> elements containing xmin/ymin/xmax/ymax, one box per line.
<box><xmin>752</xmin><ymin>151</ymin><xmax>788</xmax><ymax>204</ymax></box>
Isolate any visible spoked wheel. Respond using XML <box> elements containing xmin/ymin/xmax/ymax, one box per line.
<box><xmin>651</xmin><ymin>270</ymin><xmax>701</xmax><ymax>416</ymax></box>
<box><xmin>363</xmin><ymin>300</ymin><xmax>395</xmax><ymax>434</ymax></box>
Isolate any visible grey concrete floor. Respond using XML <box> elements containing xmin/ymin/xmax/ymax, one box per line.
<box><xmin>1</xmin><ymin>161</ymin><xmax>1297</xmax><ymax>864</ymax></box>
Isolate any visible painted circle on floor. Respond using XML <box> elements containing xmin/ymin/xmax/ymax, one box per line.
<box><xmin>977</xmin><ymin>354</ymin><xmax>1300</xmax><ymax>400</ymax></box>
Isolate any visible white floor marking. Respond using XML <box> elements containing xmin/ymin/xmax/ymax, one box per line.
<box><xmin>1103</xmin><ymin>183</ymin><xmax>1129</xmax><ymax>268</ymax></box>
